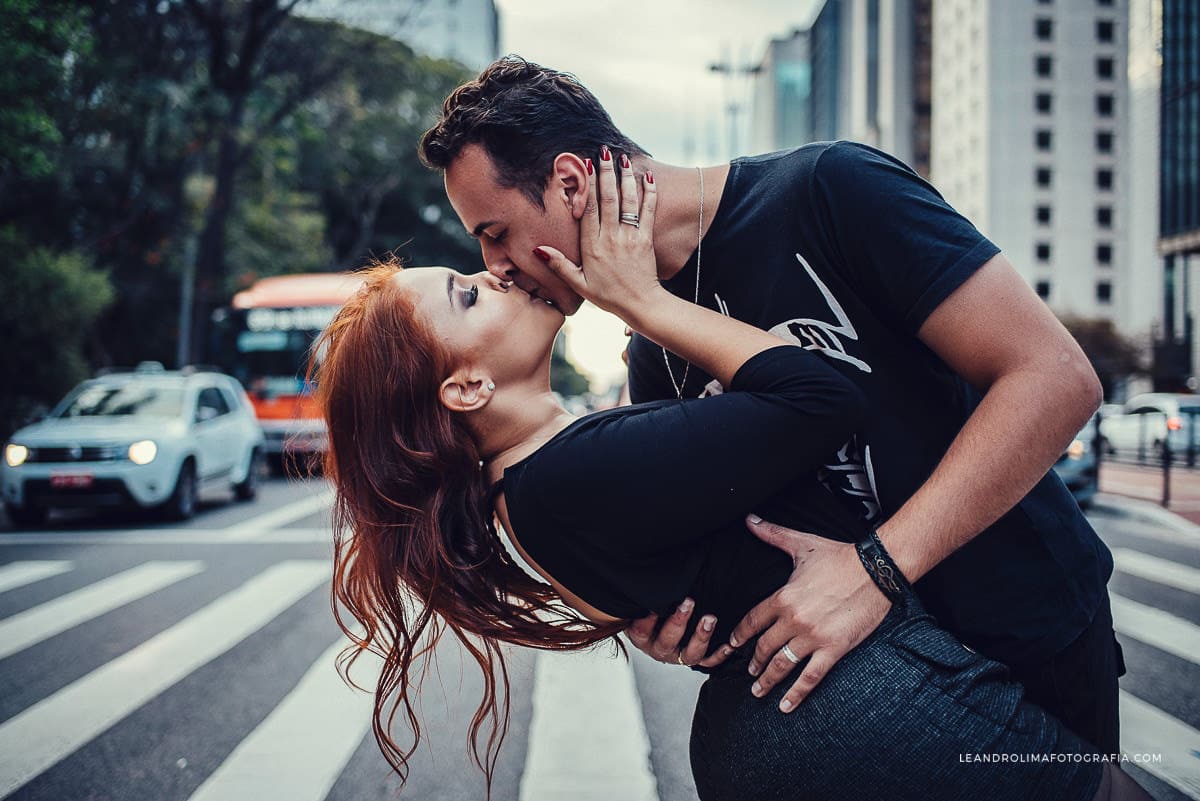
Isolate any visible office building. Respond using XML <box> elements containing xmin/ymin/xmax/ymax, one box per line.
<box><xmin>751</xmin><ymin>29</ymin><xmax>814</xmax><ymax>153</ymax></box>
<box><xmin>931</xmin><ymin>0</ymin><xmax>1131</xmax><ymax>325</ymax></box>
<box><xmin>1154</xmin><ymin>0</ymin><xmax>1200</xmax><ymax>387</ymax></box>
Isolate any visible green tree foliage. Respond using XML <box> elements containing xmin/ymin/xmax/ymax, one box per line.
<box><xmin>0</xmin><ymin>0</ymin><xmax>85</xmax><ymax>185</ymax></box>
<box><xmin>0</xmin><ymin>227</ymin><xmax>114</xmax><ymax>438</ymax></box>
<box><xmin>0</xmin><ymin>2</ymin><xmax>491</xmax><ymax>411</ymax></box>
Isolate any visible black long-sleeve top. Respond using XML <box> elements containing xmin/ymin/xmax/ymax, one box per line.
<box><xmin>499</xmin><ymin>345</ymin><xmax>871</xmax><ymax>663</ymax></box>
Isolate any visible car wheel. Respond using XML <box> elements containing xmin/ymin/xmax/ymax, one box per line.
<box><xmin>234</xmin><ymin>448</ymin><xmax>262</xmax><ymax>502</ymax></box>
<box><xmin>5</xmin><ymin>503</ymin><xmax>47</xmax><ymax>528</ymax></box>
<box><xmin>162</xmin><ymin>460</ymin><xmax>197</xmax><ymax>521</ymax></box>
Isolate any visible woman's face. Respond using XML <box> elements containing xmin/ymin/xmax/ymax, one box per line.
<box><xmin>393</xmin><ymin>266</ymin><xmax>564</xmax><ymax>385</ymax></box>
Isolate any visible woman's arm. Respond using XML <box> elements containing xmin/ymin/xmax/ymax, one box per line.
<box><xmin>535</xmin><ymin>153</ymin><xmax>794</xmax><ymax>390</ymax></box>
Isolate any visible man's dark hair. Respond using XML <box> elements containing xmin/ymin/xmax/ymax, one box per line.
<box><xmin>419</xmin><ymin>55</ymin><xmax>647</xmax><ymax>207</ymax></box>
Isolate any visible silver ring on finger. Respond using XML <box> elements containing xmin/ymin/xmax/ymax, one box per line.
<box><xmin>781</xmin><ymin>643</ymin><xmax>802</xmax><ymax>664</ymax></box>
<box><xmin>619</xmin><ymin>212</ymin><xmax>640</xmax><ymax>227</ymax></box>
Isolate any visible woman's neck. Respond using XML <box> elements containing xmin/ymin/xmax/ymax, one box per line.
<box><xmin>477</xmin><ymin>391</ymin><xmax>577</xmax><ymax>486</ymax></box>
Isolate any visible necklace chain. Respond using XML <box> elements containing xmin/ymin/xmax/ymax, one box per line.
<box><xmin>663</xmin><ymin>166</ymin><xmax>703</xmax><ymax>400</ymax></box>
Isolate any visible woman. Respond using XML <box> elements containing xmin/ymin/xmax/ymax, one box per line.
<box><xmin>314</xmin><ymin>161</ymin><xmax>1147</xmax><ymax>800</ymax></box>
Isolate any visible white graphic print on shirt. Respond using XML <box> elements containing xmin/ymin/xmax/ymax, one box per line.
<box><xmin>696</xmin><ymin>259</ymin><xmax>882</xmax><ymax>523</ymax></box>
<box><xmin>767</xmin><ymin>252</ymin><xmax>872</xmax><ymax>374</ymax></box>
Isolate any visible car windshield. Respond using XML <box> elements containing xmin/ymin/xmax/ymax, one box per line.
<box><xmin>57</xmin><ymin>383</ymin><xmax>184</xmax><ymax>419</ymax></box>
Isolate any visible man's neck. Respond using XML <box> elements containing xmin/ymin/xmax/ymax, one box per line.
<box><xmin>631</xmin><ymin>158</ymin><xmax>731</xmax><ymax>282</ymax></box>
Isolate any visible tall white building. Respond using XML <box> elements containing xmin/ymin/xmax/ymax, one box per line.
<box><xmin>298</xmin><ymin>0</ymin><xmax>500</xmax><ymax>71</ymax></box>
<box><xmin>932</xmin><ymin>0</ymin><xmax>1131</xmax><ymax>326</ymax></box>
<box><xmin>1127</xmin><ymin>0</ymin><xmax>1163</xmax><ymax>349</ymax></box>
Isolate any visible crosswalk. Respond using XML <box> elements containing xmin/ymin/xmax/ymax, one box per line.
<box><xmin>0</xmin><ymin>537</ymin><xmax>1197</xmax><ymax>800</ymax></box>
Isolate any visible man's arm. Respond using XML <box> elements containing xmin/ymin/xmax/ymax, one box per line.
<box><xmin>729</xmin><ymin>252</ymin><xmax>1102</xmax><ymax>712</ymax></box>
<box><xmin>877</xmin><ymin>251</ymin><xmax>1101</xmax><ymax>579</ymax></box>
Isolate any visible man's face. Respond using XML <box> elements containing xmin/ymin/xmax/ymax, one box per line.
<box><xmin>444</xmin><ymin>144</ymin><xmax>586</xmax><ymax>315</ymax></box>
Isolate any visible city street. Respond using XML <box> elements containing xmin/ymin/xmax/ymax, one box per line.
<box><xmin>0</xmin><ymin>479</ymin><xmax>1197</xmax><ymax>801</ymax></box>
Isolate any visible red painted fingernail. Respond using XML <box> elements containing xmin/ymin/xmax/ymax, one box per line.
<box><xmin>532</xmin><ymin>247</ymin><xmax>550</xmax><ymax>262</ymax></box>
<box><xmin>620</xmin><ymin>152</ymin><xmax>630</xmax><ymax>169</ymax></box>
<box><xmin>586</xmin><ymin>158</ymin><xmax>593</xmax><ymax>175</ymax></box>
<box><xmin>600</xmin><ymin>145</ymin><xmax>611</xmax><ymax>161</ymax></box>
<box><xmin>645</xmin><ymin>170</ymin><xmax>654</xmax><ymax>184</ymax></box>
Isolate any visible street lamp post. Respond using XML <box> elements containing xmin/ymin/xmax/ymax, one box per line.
<box><xmin>708</xmin><ymin>53</ymin><xmax>761</xmax><ymax>160</ymax></box>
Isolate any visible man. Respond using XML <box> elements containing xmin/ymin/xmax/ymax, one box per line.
<box><xmin>419</xmin><ymin>56</ymin><xmax>1124</xmax><ymax>754</ymax></box>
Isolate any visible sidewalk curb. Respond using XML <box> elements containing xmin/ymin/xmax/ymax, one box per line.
<box><xmin>1092</xmin><ymin>492</ymin><xmax>1200</xmax><ymax>543</ymax></box>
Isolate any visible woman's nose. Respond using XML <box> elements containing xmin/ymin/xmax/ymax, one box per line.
<box><xmin>482</xmin><ymin>273</ymin><xmax>511</xmax><ymax>291</ymax></box>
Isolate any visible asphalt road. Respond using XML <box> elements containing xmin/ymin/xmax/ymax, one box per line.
<box><xmin>0</xmin><ymin>479</ymin><xmax>1197</xmax><ymax>801</ymax></box>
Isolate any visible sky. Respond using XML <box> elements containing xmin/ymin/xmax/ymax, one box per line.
<box><xmin>494</xmin><ymin>0</ymin><xmax>821</xmax><ymax>393</ymax></box>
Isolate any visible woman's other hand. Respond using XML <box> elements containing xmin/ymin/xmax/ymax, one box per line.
<box><xmin>625</xmin><ymin>599</ymin><xmax>734</xmax><ymax>670</ymax></box>
<box><xmin>533</xmin><ymin>147</ymin><xmax>662</xmax><ymax>323</ymax></box>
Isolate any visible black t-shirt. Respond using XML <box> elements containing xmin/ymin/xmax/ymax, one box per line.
<box><xmin>500</xmin><ymin>345</ymin><xmax>870</xmax><ymax>661</ymax></box>
<box><xmin>626</xmin><ymin>141</ymin><xmax>1113</xmax><ymax>669</ymax></box>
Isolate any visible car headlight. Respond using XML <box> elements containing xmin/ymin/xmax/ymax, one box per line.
<box><xmin>128</xmin><ymin>440</ymin><xmax>158</xmax><ymax>465</ymax></box>
<box><xmin>1066</xmin><ymin>439</ymin><xmax>1086</xmax><ymax>460</ymax></box>
<box><xmin>5</xmin><ymin>444</ymin><xmax>28</xmax><ymax>467</ymax></box>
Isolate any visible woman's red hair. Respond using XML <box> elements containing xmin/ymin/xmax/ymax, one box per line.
<box><xmin>312</xmin><ymin>257</ymin><xmax>626</xmax><ymax>796</ymax></box>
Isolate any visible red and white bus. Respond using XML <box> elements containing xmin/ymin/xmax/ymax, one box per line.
<box><xmin>211</xmin><ymin>273</ymin><xmax>364</xmax><ymax>471</ymax></box>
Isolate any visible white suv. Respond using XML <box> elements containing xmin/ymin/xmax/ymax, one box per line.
<box><xmin>2</xmin><ymin>364</ymin><xmax>265</xmax><ymax>526</ymax></box>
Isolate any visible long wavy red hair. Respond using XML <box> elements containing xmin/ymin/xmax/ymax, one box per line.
<box><xmin>311</xmin><ymin>257</ymin><xmax>626</xmax><ymax>796</ymax></box>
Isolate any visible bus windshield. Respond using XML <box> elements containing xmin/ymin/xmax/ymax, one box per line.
<box><xmin>218</xmin><ymin>306</ymin><xmax>338</xmax><ymax>397</ymax></box>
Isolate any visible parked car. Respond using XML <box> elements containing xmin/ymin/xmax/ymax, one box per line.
<box><xmin>2</xmin><ymin>363</ymin><xmax>265</xmax><ymax>526</ymax></box>
<box><xmin>1097</xmin><ymin>393</ymin><xmax>1200</xmax><ymax>459</ymax></box>
<box><xmin>1053</xmin><ymin>414</ymin><xmax>1099</xmax><ymax>509</ymax></box>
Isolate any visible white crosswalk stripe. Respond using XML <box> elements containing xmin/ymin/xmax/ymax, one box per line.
<box><xmin>1112</xmin><ymin>547</ymin><xmax>1200</xmax><ymax>595</ymax></box>
<box><xmin>0</xmin><ymin>560</ymin><xmax>330</xmax><ymax>798</ymax></box>
<box><xmin>0</xmin><ymin>560</ymin><xmax>72</xmax><ymax>593</ymax></box>
<box><xmin>187</xmin><ymin>639</ymin><xmax>379</xmax><ymax>801</ymax></box>
<box><xmin>0</xmin><ymin>561</ymin><xmax>205</xmax><ymax>660</ymax></box>
<box><xmin>1110</xmin><ymin>592</ymin><xmax>1200</xmax><ymax>667</ymax></box>
<box><xmin>1</xmin><ymin>528</ymin><xmax>1199</xmax><ymax>801</ymax></box>
<box><xmin>521</xmin><ymin>647</ymin><xmax>660</xmax><ymax>801</ymax></box>
<box><xmin>1120</xmin><ymin>691</ymin><xmax>1200</xmax><ymax>798</ymax></box>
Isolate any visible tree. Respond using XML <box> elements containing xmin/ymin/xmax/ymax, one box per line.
<box><xmin>0</xmin><ymin>0</ymin><xmax>84</xmax><ymax>189</ymax></box>
<box><xmin>1060</xmin><ymin>315</ymin><xmax>1146</xmax><ymax>398</ymax></box>
<box><xmin>0</xmin><ymin>227</ymin><xmax>114</xmax><ymax>438</ymax></box>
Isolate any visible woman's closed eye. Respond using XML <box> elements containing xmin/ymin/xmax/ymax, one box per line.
<box><xmin>461</xmin><ymin>284</ymin><xmax>479</xmax><ymax>307</ymax></box>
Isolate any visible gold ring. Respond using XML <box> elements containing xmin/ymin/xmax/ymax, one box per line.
<box><xmin>675</xmin><ymin>651</ymin><xmax>688</xmax><ymax>666</ymax></box>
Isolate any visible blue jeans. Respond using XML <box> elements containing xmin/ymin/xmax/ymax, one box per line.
<box><xmin>689</xmin><ymin>588</ymin><xmax>1104</xmax><ymax>800</ymax></box>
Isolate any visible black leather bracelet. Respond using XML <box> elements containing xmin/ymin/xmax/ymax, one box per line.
<box><xmin>854</xmin><ymin>528</ymin><xmax>907</xmax><ymax>604</ymax></box>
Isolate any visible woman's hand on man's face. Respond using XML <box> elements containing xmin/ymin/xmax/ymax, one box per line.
<box><xmin>532</xmin><ymin>146</ymin><xmax>663</xmax><ymax>325</ymax></box>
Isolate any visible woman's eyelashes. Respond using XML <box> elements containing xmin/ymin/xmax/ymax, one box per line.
<box><xmin>461</xmin><ymin>284</ymin><xmax>479</xmax><ymax>308</ymax></box>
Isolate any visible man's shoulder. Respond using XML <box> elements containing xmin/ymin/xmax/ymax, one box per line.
<box><xmin>734</xmin><ymin>141</ymin><xmax>835</xmax><ymax>179</ymax></box>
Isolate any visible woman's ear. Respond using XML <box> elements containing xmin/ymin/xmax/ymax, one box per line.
<box><xmin>551</xmin><ymin>152</ymin><xmax>589</xmax><ymax>219</ymax></box>
<box><xmin>439</xmin><ymin>370</ymin><xmax>495</xmax><ymax>413</ymax></box>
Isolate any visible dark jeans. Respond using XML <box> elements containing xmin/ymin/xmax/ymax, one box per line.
<box><xmin>689</xmin><ymin>588</ymin><xmax>1105</xmax><ymax>801</ymax></box>
<box><xmin>1013</xmin><ymin>592</ymin><xmax>1127</xmax><ymax>756</ymax></box>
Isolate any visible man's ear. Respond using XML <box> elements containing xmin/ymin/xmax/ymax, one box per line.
<box><xmin>439</xmin><ymin>370</ymin><xmax>494</xmax><ymax>414</ymax></box>
<box><xmin>551</xmin><ymin>152</ymin><xmax>589</xmax><ymax>219</ymax></box>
